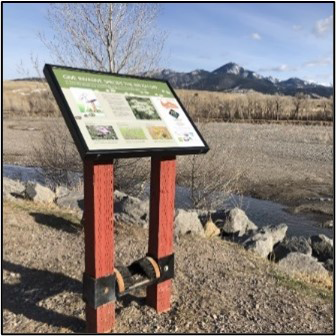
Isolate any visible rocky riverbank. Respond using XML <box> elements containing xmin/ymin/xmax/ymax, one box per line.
<box><xmin>3</xmin><ymin>177</ymin><xmax>333</xmax><ymax>277</ymax></box>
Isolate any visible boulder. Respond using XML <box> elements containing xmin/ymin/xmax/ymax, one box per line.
<box><xmin>114</xmin><ymin>194</ymin><xmax>149</xmax><ymax>228</ymax></box>
<box><xmin>114</xmin><ymin>189</ymin><xmax>128</xmax><ymax>202</ymax></box>
<box><xmin>198</xmin><ymin>209</ymin><xmax>226</xmax><ymax>227</ymax></box>
<box><xmin>322</xmin><ymin>220</ymin><xmax>333</xmax><ymax>229</ymax></box>
<box><xmin>273</xmin><ymin>236</ymin><xmax>312</xmax><ymax>262</ymax></box>
<box><xmin>25</xmin><ymin>182</ymin><xmax>55</xmax><ymax>203</ymax></box>
<box><xmin>204</xmin><ymin>220</ymin><xmax>220</xmax><ymax>238</ymax></box>
<box><xmin>309</xmin><ymin>234</ymin><xmax>333</xmax><ymax>262</ymax></box>
<box><xmin>324</xmin><ymin>259</ymin><xmax>333</xmax><ymax>272</ymax></box>
<box><xmin>241</xmin><ymin>223</ymin><xmax>288</xmax><ymax>258</ymax></box>
<box><xmin>174</xmin><ymin>209</ymin><xmax>205</xmax><ymax>238</ymax></box>
<box><xmin>56</xmin><ymin>190</ymin><xmax>83</xmax><ymax>215</ymax></box>
<box><xmin>222</xmin><ymin>208</ymin><xmax>257</xmax><ymax>236</ymax></box>
<box><xmin>55</xmin><ymin>185</ymin><xmax>71</xmax><ymax>199</ymax></box>
<box><xmin>278</xmin><ymin>252</ymin><xmax>329</xmax><ymax>276</ymax></box>
<box><xmin>3</xmin><ymin>177</ymin><xmax>25</xmax><ymax>200</ymax></box>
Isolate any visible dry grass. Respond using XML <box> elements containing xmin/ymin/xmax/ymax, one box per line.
<box><xmin>294</xmin><ymin>272</ymin><xmax>333</xmax><ymax>291</ymax></box>
<box><xmin>177</xmin><ymin>89</ymin><xmax>333</xmax><ymax>123</ymax></box>
<box><xmin>176</xmin><ymin>124</ymin><xmax>249</xmax><ymax>209</ymax></box>
<box><xmin>4</xmin><ymin>199</ymin><xmax>82</xmax><ymax>225</ymax></box>
<box><xmin>3</xmin><ymin>80</ymin><xmax>59</xmax><ymax>118</ymax></box>
<box><xmin>271</xmin><ymin>268</ymin><xmax>333</xmax><ymax>301</ymax></box>
<box><xmin>31</xmin><ymin>122</ymin><xmax>150</xmax><ymax>194</ymax></box>
<box><xmin>3</xmin><ymin>80</ymin><xmax>333</xmax><ymax>123</ymax></box>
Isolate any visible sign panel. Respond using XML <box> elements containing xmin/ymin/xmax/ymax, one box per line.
<box><xmin>44</xmin><ymin>64</ymin><xmax>209</xmax><ymax>159</ymax></box>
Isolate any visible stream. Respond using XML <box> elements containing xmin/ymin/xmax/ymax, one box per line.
<box><xmin>3</xmin><ymin>164</ymin><xmax>333</xmax><ymax>238</ymax></box>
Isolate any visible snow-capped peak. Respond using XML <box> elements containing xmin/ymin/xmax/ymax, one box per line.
<box><xmin>212</xmin><ymin>62</ymin><xmax>243</xmax><ymax>75</ymax></box>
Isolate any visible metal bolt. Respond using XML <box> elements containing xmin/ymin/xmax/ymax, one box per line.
<box><xmin>164</xmin><ymin>265</ymin><xmax>169</xmax><ymax>272</ymax></box>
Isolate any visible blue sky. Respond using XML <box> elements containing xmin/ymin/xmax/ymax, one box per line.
<box><xmin>3</xmin><ymin>2</ymin><xmax>334</xmax><ymax>85</ymax></box>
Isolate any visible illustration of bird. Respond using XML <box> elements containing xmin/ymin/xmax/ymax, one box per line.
<box><xmin>160</xmin><ymin>100</ymin><xmax>178</xmax><ymax>109</ymax></box>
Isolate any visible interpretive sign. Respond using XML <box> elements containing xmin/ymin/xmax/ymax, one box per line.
<box><xmin>44</xmin><ymin>64</ymin><xmax>209</xmax><ymax>160</ymax></box>
<box><xmin>44</xmin><ymin>63</ymin><xmax>209</xmax><ymax>333</ymax></box>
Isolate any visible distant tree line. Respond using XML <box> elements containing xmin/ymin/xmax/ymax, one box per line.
<box><xmin>178</xmin><ymin>90</ymin><xmax>333</xmax><ymax>123</ymax></box>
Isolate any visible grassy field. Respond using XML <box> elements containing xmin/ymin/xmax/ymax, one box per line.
<box><xmin>3</xmin><ymin>80</ymin><xmax>333</xmax><ymax>123</ymax></box>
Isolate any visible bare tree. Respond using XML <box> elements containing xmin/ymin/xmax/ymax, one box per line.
<box><xmin>273</xmin><ymin>94</ymin><xmax>283</xmax><ymax>121</ymax></box>
<box><xmin>177</xmin><ymin>125</ymin><xmax>247</xmax><ymax>210</ymax></box>
<box><xmin>40</xmin><ymin>3</ymin><xmax>166</xmax><ymax>74</ymax></box>
<box><xmin>292</xmin><ymin>92</ymin><xmax>306</xmax><ymax>120</ymax></box>
<box><xmin>34</xmin><ymin>3</ymin><xmax>166</xmax><ymax>190</ymax></box>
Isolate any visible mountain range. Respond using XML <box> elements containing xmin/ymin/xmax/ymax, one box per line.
<box><xmin>149</xmin><ymin>62</ymin><xmax>333</xmax><ymax>98</ymax></box>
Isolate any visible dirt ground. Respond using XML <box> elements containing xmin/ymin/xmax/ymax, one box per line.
<box><xmin>3</xmin><ymin>117</ymin><xmax>334</xmax><ymax>221</ymax></box>
<box><xmin>2</xmin><ymin>200</ymin><xmax>333</xmax><ymax>333</ymax></box>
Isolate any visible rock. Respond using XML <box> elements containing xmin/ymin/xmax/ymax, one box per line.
<box><xmin>324</xmin><ymin>259</ymin><xmax>333</xmax><ymax>272</ymax></box>
<box><xmin>56</xmin><ymin>190</ymin><xmax>83</xmax><ymax>215</ymax></box>
<box><xmin>197</xmin><ymin>209</ymin><xmax>226</xmax><ymax>227</ymax></box>
<box><xmin>204</xmin><ymin>220</ymin><xmax>220</xmax><ymax>238</ymax></box>
<box><xmin>273</xmin><ymin>236</ymin><xmax>312</xmax><ymax>262</ymax></box>
<box><xmin>309</xmin><ymin>234</ymin><xmax>333</xmax><ymax>262</ymax></box>
<box><xmin>174</xmin><ymin>209</ymin><xmax>205</xmax><ymax>238</ymax></box>
<box><xmin>222</xmin><ymin>208</ymin><xmax>257</xmax><ymax>236</ymax></box>
<box><xmin>3</xmin><ymin>177</ymin><xmax>25</xmax><ymax>200</ymax></box>
<box><xmin>55</xmin><ymin>185</ymin><xmax>71</xmax><ymax>199</ymax></box>
<box><xmin>114</xmin><ymin>194</ymin><xmax>149</xmax><ymax>228</ymax></box>
<box><xmin>114</xmin><ymin>190</ymin><xmax>128</xmax><ymax>202</ymax></box>
<box><xmin>322</xmin><ymin>220</ymin><xmax>333</xmax><ymax>229</ymax></box>
<box><xmin>25</xmin><ymin>182</ymin><xmax>55</xmax><ymax>203</ymax></box>
<box><xmin>278</xmin><ymin>252</ymin><xmax>329</xmax><ymax>276</ymax></box>
<box><xmin>241</xmin><ymin>223</ymin><xmax>288</xmax><ymax>258</ymax></box>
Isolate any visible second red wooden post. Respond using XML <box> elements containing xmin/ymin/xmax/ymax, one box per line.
<box><xmin>84</xmin><ymin>160</ymin><xmax>115</xmax><ymax>333</ymax></box>
<box><xmin>147</xmin><ymin>155</ymin><xmax>176</xmax><ymax>313</ymax></box>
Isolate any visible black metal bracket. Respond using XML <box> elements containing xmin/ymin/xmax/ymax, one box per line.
<box><xmin>153</xmin><ymin>253</ymin><xmax>174</xmax><ymax>284</ymax></box>
<box><xmin>83</xmin><ymin>273</ymin><xmax>116</xmax><ymax>309</ymax></box>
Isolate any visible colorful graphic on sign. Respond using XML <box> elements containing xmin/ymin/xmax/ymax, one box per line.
<box><xmin>46</xmin><ymin>65</ymin><xmax>208</xmax><ymax>155</ymax></box>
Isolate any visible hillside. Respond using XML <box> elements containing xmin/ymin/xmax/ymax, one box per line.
<box><xmin>149</xmin><ymin>62</ymin><xmax>333</xmax><ymax>98</ymax></box>
<box><xmin>3</xmin><ymin>199</ymin><xmax>333</xmax><ymax>333</ymax></box>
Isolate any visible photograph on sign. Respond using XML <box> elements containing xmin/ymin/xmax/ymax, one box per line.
<box><xmin>44</xmin><ymin>65</ymin><xmax>208</xmax><ymax>157</ymax></box>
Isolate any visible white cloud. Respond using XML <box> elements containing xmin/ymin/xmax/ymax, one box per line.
<box><xmin>313</xmin><ymin>16</ymin><xmax>333</xmax><ymax>37</ymax></box>
<box><xmin>303</xmin><ymin>57</ymin><xmax>332</xmax><ymax>67</ymax></box>
<box><xmin>251</xmin><ymin>32</ymin><xmax>261</xmax><ymax>40</ymax></box>
<box><xmin>303</xmin><ymin>74</ymin><xmax>333</xmax><ymax>86</ymax></box>
<box><xmin>292</xmin><ymin>24</ymin><xmax>302</xmax><ymax>31</ymax></box>
<box><xmin>259</xmin><ymin>64</ymin><xmax>293</xmax><ymax>72</ymax></box>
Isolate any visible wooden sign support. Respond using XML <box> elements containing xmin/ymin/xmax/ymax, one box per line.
<box><xmin>84</xmin><ymin>160</ymin><xmax>115</xmax><ymax>333</ymax></box>
<box><xmin>83</xmin><ymin>156</ymin><xmax>176</xmax><ymax>333</ymax></box>
<box><xmin>147</xmin><ymin>156</ymin><xmax>176</xmax><ymax>313</ymax></box>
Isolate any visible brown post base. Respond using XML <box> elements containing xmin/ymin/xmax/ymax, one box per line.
<box><xmin>147</xmin><ymin>280</ymin><xmax>172</xmax><ymax>313</ymax></box>
<box><xmin>86</xmin><ymin>305</ymin><xmax>115</xmax><ymax>333</ymax></box>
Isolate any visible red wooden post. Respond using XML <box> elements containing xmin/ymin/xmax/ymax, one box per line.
<box><xmin>84</xmin><ymin>160</ymin><xmax>115</xmax><ymax>333</ymax></box>
<box><xmin>147</xmin><ymin>155</ymin><xmax>176</xmax><ymax>313</ymax></box>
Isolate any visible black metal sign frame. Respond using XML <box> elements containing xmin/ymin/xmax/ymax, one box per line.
<box><xmin>43</xmin><ymin>64</ymin><xmax>209</xmax><ymax>161</ymax></box>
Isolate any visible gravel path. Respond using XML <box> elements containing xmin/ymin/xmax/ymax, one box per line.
<box><xmin>3</xmin><ymin>200</ymin><xmax>333</xmax><ymax>333</ymax></box>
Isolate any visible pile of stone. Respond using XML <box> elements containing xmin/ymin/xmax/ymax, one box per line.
<box><xmin>3</xmin><ymin>177</ymin><xmax>333</xmax><ymax>275</ymax></box>
<box><xmin>3</xmin><ymin>177</ymin><xmax>83</xmax><ymax>215</ymax></box>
